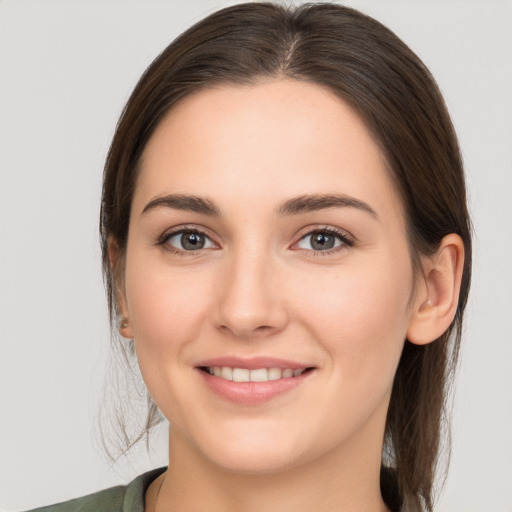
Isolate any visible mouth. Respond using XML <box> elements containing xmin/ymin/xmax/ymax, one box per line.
<box><xmin>196</xmin><ymin>359</ymin><xmax>316</xmax><ymax>404</ymax></box>
<box><xmin>198</xmin><ymin>366</ymin><xmax>314</xmax><ymax>382</ymax></box>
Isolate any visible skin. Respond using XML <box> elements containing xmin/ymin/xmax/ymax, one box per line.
<box><xmin>113</xmin><ymin>79</ymin><xmax>464</xmax><ymax>512</ymax></box>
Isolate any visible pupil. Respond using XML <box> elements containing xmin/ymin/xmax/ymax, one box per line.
<box><xmin>311</xmin><ymin>232</ymin><xmax>334</xmax><ymax>250</ymax></box>
<box><xmin>181</xmin><ymin>232</ymin><xmax>205</xmax><ymax>250</ymax></box>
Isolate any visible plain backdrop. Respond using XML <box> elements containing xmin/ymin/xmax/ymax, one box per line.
<box><xmin>1</xmin><ymin>1</ymin><xmax>511</xmax><ymax>511</ymax></box>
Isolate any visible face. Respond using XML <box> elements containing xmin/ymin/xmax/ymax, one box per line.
<box><xmin>119</xmin><ymin>79</ymin><xmax>420</xmax><ymax>474</ymax></box>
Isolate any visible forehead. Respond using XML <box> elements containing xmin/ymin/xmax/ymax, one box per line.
<box><xmin>135</xmin><ymin>78</ymin><xmax>403</xmax><ymax>222</ymax></box>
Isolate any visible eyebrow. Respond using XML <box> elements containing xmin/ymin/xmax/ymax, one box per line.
<box><xmin>142</xmin><ymin>194</ymin><xmax>221</xmax><ymax>216</ymax></box>
<box><xmin>141</xmin><ymin>193</ymin><xmax>377</xmax><ymax>218</ymax></box>
<box><xmin>276</xmin><ymin>194</ymin><xmax>377</xmax><ymax>218</ymax></box>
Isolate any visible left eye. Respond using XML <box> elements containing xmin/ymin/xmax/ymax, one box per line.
<box><xmin>166</xmin><ymin>230</ymin><xmax>216</xmax><ymax>251</ymax></box>
<box><xmin>296</xmin><ymin>230</ymin><xmax>346</xmax><ymax>251</ymax></box>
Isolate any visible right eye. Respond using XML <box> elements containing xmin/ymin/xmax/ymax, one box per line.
<box><xmin>163</xmin><ymin>229</ymin><xmax>216</xmax><ymax>252</ymax></box>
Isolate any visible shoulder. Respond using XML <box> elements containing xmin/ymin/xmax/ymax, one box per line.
<box><xmin>23</xmin><ymin>485</ymin><xmax>126</xmax><ymax>512</ymax></box>
<box><xmin>23</xmin><ymin>467</ymin><xmax>166</xmax><ymax>512</ymax></box>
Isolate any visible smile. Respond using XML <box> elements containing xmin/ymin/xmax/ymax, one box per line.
<box><xmin>196</xmin><ymin>359</ymin><xmax>315</xmax><ymax>404</ymax></box>
<box><xmin>201</xmin><ymin>366</ymin><xmax>308</xmax><ymax>382</ymax></box>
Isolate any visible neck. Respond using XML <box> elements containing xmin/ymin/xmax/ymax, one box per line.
<box><xmin>154</xmin><ymin>427</ymin><xmax>390</xmax><ymax>512</ymax></box>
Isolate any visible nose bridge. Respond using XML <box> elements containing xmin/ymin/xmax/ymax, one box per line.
<box><xmin>215</xmin><ymin>240</ymin><xmax>286</xmax><ymax>338</ymax></box>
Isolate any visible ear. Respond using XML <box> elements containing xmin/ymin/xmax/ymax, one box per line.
<box><xmin>407</xmin><ymin>234</ymin><xmax>465</xmax><ymax>345</ymax></box>
<box><xmin>108</xmin><ymin>237</ymin><xmax>134</xmax><ymax>339</ymax></box>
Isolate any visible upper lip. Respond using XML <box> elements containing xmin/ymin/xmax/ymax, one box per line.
<box><xmin>196</xmin><ymin>356</ymin><xmax>312</xmax><ymax>370</ymax></box>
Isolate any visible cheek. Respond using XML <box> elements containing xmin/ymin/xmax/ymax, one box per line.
<box><xmin>123</xmin><ymin>257</ymin><xmax>217</xmax><ymax>421</ymax></box>
<box><xmin>292</xmin><ymin>254</ymin><xmax>413</xmax><ymax>381</ymax></box>
<box><xmin>123</xmin><ymin>253</ymin><xmax>215</xmax><ymax>358</ymax></box>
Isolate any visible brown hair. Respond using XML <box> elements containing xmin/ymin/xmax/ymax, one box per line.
<box><xmin>100</xmin><ymin>3</ymin><xmax>472</xmax><ymax>511</ymax></box>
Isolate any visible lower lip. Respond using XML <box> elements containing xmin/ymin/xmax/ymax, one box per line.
<box><xmin>197</xmin><ymin>369</ymin><xmax>313</xmax><ymax>405</ymax></box>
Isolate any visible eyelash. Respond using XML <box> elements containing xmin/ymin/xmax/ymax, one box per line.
<box><xmin>155</xmin><ymin>225</ymin><xmax>354</xmax><ymax>256</ymax></box>
<box><xmin>156</xmin><ymin>225</ymin><xmax>214</xmax><ymax>256</ymax></box>
<box><xmin>295</xmin><ymin>226</ymin><xmax>354</xmax><ymax>256</ymax></box>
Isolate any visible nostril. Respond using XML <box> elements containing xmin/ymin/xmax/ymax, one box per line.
<box><xmin>217</xmin><ymin>322</ymin><xmax>282</xmax><ymax>338</ymax></box>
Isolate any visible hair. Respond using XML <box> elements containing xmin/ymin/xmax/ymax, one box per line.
<box><xmin>99</xmin><ymin>3</ymin><xmax>472</xmax><ymax>511</ymax></box>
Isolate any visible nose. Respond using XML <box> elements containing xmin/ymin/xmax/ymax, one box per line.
<box><xmin>213</xmin><ymin>249</ymin><xmax>288</xmax><ymax>339</ymax></box>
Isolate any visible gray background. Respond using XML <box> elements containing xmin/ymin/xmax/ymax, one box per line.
<box><xmin>1</xmin><ymin>1</ymin><xmax>511</xmax><ymax>510</ymax></box>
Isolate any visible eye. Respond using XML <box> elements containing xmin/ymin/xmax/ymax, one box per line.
<box><xmin>295</xmin><ymin>229</ymin><xmax>352</xmax><ymax>252</ymax></box>
<box><xmin>163</xmin><ymin>229</ymin><xmax>216</xmax><ymax>252</ymax></box>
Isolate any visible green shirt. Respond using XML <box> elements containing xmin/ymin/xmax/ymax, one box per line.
<box><xmin>26</xmin><ymin>465</ymin><xmax>402</xmax><ymax>511</ymax></box>
<box><xmin>25</xmin><ymin>467</ymin><xmax>166</xmax><ymax>512</ymax></box>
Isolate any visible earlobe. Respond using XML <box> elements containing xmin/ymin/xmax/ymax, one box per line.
<box><xmin>108</xmin><ymin>237</ymin><xmax>134</xmax><ymax>339</ymax></box>
<box><xmin>407</xmin><ymin>234</ymin><xmax>465</xmax><ymax>345</ymax></box>
<box><xmin>119</xmin><ymin>317</ymin><xmax>133</xmax><ymax>339</ymax></box>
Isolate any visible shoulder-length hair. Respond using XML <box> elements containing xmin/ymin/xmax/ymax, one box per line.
<box><xmin>100</xmin><ymin>4</ymin><xmax>472</xmax><ymax>511</ymax></box>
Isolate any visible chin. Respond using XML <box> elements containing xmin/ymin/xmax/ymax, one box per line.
<box><xmin>206</xmin><ymin>447</ymin><xmax>304</xmax><ymax>476</ymax></box>
<box><xmin>192</xmin><ymin>425</ymin><xmax>316</xmax><ymax>476</ymax></box>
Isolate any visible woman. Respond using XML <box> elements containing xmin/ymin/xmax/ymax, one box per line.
<box><xmin>27</xmin><ymin>2</ymin><xmax>470</xmax><ymax>511</ymax></box>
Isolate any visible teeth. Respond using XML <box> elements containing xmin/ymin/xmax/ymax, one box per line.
<box><xmin>207</xmin><ymin>366</ymin><xmax>307</xmax><ymax>382</ymax></box>
<box><xmin>268</xmin><ymin>368</ymin><xmax>282</xmax><ymax>380</ymax></box>
<box><xmin>232</xmin><ymin>368</ymin><xmax>250</xmax><ymax>382</ymax></box>
<box><xmin>221</xmin><ymin>367</ymin><xmax>233</xmax><ymax>380</ymax></box>
<box><xmin>249</xmin><ymin>368</ymin><xmax>268</xmax><ymax>382</ymax></box>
